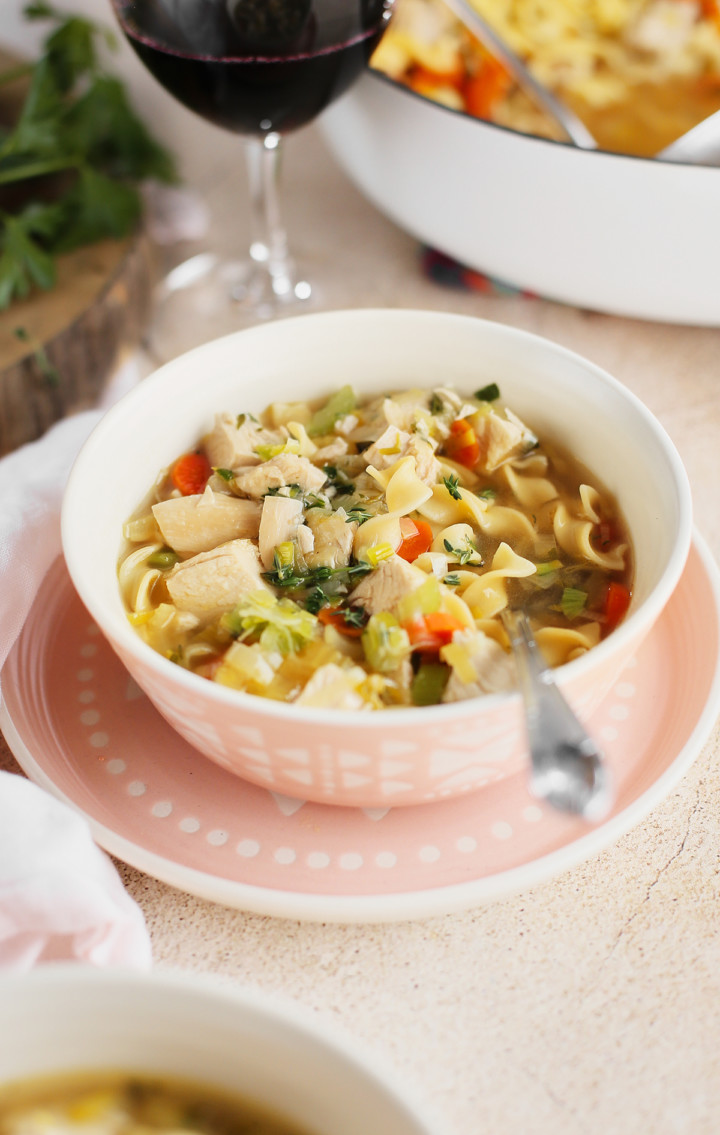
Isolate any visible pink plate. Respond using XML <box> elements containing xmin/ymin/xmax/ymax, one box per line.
<box><xmin>2</xmin><ymin>536</ymin><xmax>720</xmax><ymax>923</ymax></box>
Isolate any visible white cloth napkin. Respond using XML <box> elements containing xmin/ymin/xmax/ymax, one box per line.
<box><xmin>0</xmin><ymin>357</ymin><xmax>152</xmax><ymax>971</ymax></box>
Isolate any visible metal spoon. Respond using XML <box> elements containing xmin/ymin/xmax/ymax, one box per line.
<box><xmin>441</xmin><ymin>0</ymin><xmax>598</xmax><ymax>149</ymax></box>
<box><xmin>501</xmin><ymin>609</ymin><xmax>612</xmax><ymax>821</ymax></box>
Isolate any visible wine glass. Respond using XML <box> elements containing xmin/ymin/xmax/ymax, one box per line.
<box><xmin>109</xmin><ymin>0</ymin><xmax>395</xmax><ymax>356</ymax></box>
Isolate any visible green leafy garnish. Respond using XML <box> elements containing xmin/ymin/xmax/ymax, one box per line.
<box><xmin>429</xmin><ymin>392</ymin><xmax>444</xmax><ymax>415</ymax></box>
<box><xmin>443</xmin><ymin>572</ymin><xmax>461</xmax><ymax>587</ymax></box>
<box><xmin>475</xmin><ymin>383</ymin><xmax>500</xmax><ymax>402</ymax></box>
<box><xmin>443</xmin><ymin>536</ymin><xmax>481</xmax><ymax>565</ymax></box>
<box><xmin>476</xmin><ymin>488</ymin><xmax>497</xmax><ymax>501</ymax></box>
<box><xmin>213</xmin><ymin>467</ymin><xmax>235</xmax><ymax>482</ymax></box>
<box><xmin>323</xmin><ymin>464</ymin><xmax>355</xmax><ymax>493</ymax></box>
<box><xmin>0</xmin><ymin>4</ymin><xmax>177</xmax><ymax>309</ymax></box>
<box><xmin>221</xmin><ymin>591</ymin><xmax>317</xmax><ymax>656</ymax></box>
<box><xmin>345</xmin><ymin>505</ymin><xmax>373</xmax><ymax>526</ymax></box>
<box><xmin>443</xmin><ymin>474</ymin><xmax>462</xmax><ymax>500</ymax></box>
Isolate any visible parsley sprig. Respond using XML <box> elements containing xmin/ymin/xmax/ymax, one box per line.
<box><xmin>0</xmin><ymin>3</ymin><xmax>178</xmax><ymax>309</ymax></box>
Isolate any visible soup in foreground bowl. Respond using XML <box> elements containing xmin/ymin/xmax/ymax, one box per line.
<box><xmin>119</xmin><ymin>383</ymin><xmax>633</xmax><ymax>711</ymax></box>
<box><xmin>0</xmin><ymin>1071</ymin><xmax>310</xmax><ymax>1135</ymax></box>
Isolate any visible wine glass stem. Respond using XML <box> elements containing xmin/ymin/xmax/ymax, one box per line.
<box><xmin>244</xmin><ymin>132</ymin><xmax>299</xmax><ymax>300</ymax></box>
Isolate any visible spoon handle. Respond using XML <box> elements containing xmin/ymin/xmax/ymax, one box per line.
<box><xmin>442</xmin><ymin>0</ymin><xmax>598</xmax><ymax>150</ymax></box>
<box><xmin>502</xmin><ymin>609</ymin><xmax>612</xmax><ymax>820</ymax></box>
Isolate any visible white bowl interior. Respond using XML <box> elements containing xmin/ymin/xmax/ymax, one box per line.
<box><xmin>0</xmin><ymin>969</ymin><xmax>435</xmax><ymax>1135</ymax></box>
<box><xmin>62</xmin><ymin>309</ymin><xmax>691</xmax><ymax>700</ymax></box>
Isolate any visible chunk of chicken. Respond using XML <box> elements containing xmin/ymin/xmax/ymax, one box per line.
<box><xmin>293</xmin><ymin>663</ymin><xmax>368</xmax><ymax>710</ymax></box>
<box><xmin>203</xmin><ymin>412</ymin><xmax>283</xmax><ymax>469</ymax></box>
<box><xmin>233</xmin><ymin>454</ymin><xmax>327</xmax><ymax>498</ymax></box>
<box><xmin>166</xmin><ymin>538</ymin><xmax>270</xmax><ymax>622</ymax></box>
<box><xmin>152</xmin><ymin>488</ymin><xmax>262</xmax><ymax>555</ymax></box>
<box><xmin>474</xmin><ymin>409</ymin><xmax>535</xmax><ymax>472</ymax></box>
<box><xmin>305</xmin><ymin>510</ymin><xmax>357</xmax><ymax>569</ymax></box>
<box><xmin>348</xmin><ymin>556</ymin><xmax>427</xmax><ymax>616</ymax></box>
<box><xmin>363</xmin><ymin>425</ymin><xmax>441</xmax><ymax>487</ymax></box>
<box><xmin>312</xmin><ymin>437</ymin><xmax>349</xmax><ymax>464</ymax></box>
<box><xmin>442</xmin><ymin>630</ymin><xmax>517</xmax><ymax>702</ymax></box>
<box><xmin>258</xmin><ymin>495</ymin><xmax>304</xmax><ymax>569</ymax></box>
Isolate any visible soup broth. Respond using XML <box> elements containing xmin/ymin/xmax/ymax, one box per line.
<box><xmin>119</xmin><ymin>383</ymin><xmax>633</xmax><ymax>711</ymax></box>
<box><xmin>0</xmin><ymin>1071</ymin><xmax>311</xmax><ymax>1135</ymax></box>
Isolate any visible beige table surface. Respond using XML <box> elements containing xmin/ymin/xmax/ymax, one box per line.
<box><xmin>3</xmin><ymin>122</ymin><xmax>720</xmax><ymax>1135</ymax></box>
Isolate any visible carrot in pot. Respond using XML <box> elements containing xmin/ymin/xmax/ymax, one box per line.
<box><xmin>171</xmin><ymin>452</ymin><xmax>212</xmax><ymax>495</ymax></box>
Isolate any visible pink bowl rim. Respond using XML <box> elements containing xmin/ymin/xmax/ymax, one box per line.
<box><xmin>61</xmin><ymin>308</ymin><xmax>694</xmax><ymax>729</ymax></box>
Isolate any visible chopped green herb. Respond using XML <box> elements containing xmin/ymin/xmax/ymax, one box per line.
<box><xmin>213</xmin><ymin>467</ymin><xmax>234</xmax><ymax>482</ymax></box>
<box><xmin>0</xmin><ymin>6</ymin><xmax>177</xmax><ymax>310</ymax></box>
<box><xmin>475</xmin><ymin>382</ymin><xmax>500</xmax><ymax>402</ymax></box>
<box><xmin>323</xmin><ymin>464</ymin><xmax>355</xmax><ymax>493</ymax></box>
<box><xmin>13</xmin><ymin>326</ymin><xmax>59</xmax><ymax>385</ymax></box>
<box><xmin>536</xmin><ymin>558</ymin><xmax>563</xmax><ymax>577</ymax></box>
<box><xmin>443</xmin><ymin>536</ymin><xmax>482</xmax><ymax>566</ymax></box>
<box><xmin>443</xmin><ymin>572</ymin><xmax>461</xmax><ymax>587</ymax></box>
<box><xmin>345</xmin><ymin>505</ymin><xmax>373</xmax><ymax>526</ymax></box>
<box><xmin>443</xmin><ymin>474</ymin><xmax>462</xmax><ymax>500</ymax></box>
<box><xmin>429</xmin><ymin>392</ymin><xmax>444</xmax><ymax>415</ymax></box>
<box><xmin>265</xmin><ymin>483</ymin><xmax>303</xmax><ymax>498</ymax></box>
<box><xmin>476</xmin><ymin>488</ymin><xmax>497</xmax><ymax>501</ymax></box>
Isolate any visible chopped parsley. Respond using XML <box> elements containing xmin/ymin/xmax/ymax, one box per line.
<box><xmin>475</xmin><ymin>382</ymin><xmax>500</xmax><ymax>402</ymax></box>
<box><xmin>443</xmin><ymin>474</ymin><xmax>462</xmax><ymax>500</ymax></box>
<box><xmin>429</xmin><ymin>392</ymin><xmax>444</xmax><ymax>415</ymax></box>
<box><xmin>213</xmin><ymin>467</ymin><xmax>235</xmax><ymax>482</ymax></box>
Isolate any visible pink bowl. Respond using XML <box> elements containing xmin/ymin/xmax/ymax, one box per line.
<box><xmin>61</xmin><ymin>309</ymin><xmax>692</xmax><ymax>806</ymax></box>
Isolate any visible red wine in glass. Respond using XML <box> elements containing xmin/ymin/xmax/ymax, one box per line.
<box><xmin>110</xmin><ymin>0</ymin><xmax>395</xmax><ymax>341</ymax></box>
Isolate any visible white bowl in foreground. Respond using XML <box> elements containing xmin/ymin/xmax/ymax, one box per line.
<box><xmin>0</xmin><ymin>967</ymin><xmax>439</xmax><ymax>1135</ymax></box>
<box><xmin>319</xmin><ymin>72</ymin><xmax>720</xmax><ymax>326</ymax></box>
<box><xmin>61</xmin><ymin>309</ymin><xmax>692</xmax><ymax>807</ymax></box>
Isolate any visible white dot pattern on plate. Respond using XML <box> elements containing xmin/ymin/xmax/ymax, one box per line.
<box><xmin>456</xmin><ymin>836</ymin><xmax>477</xmax><ymax>853</ymax></box>
<box><xmin>80</xmin><ymin>585</ymin><xmax>640</xmax><ymax>876</ymax></box>
<box><xmin>207</xmin><ymin>829</ymin><xmax>228</xmax><ymax>847</ymax></box>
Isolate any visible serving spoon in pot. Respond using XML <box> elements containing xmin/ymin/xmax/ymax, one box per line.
<box><xmin>501</xmin><ymin>608</ymin><xmax>612</xmax><ymax>821</ymax></box>
<box><xmin>443</xmin><ymin>0</ymin><xmax>720</xmax><ymax>165</ymax></box>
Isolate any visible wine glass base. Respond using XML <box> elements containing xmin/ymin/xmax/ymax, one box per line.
<box><xmin>145</xmin><ymin>252</ymin><xmax>315</xmax><ymax>363</ymax></box>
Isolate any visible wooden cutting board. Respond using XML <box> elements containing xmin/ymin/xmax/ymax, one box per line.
<box><xmin>0</xmin><ymin>47</ymin><xmax>157</xmax><ymax>457</ymax></box>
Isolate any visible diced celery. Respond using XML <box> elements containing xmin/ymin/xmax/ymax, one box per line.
<box><xmin>362</xmin><ymin>613</ymin><xmax>411</xmax><ymax>674</ymax></box>
<box><xmin>396</xmin><ymin>575</ymin><xmax>441</xmax><ymax>624</ymax></box>
<box><xmin>561</xmin><ymin>587</ymin><xmax>588</xmax><ymax>619</ymax></box>
<box><xmin>306</xmin><ymin>385</ymin><xmax>357</xmax><ymax>437</ymax></box>
<box><xmin>365</xmin><ymin>542</ymin><xmax>395</xmax><ymax>567</ymax></box>
<box><xmin>411</xmin><ymin>662</ymin><xmax>450</xmax><ymax>706</ymax></box>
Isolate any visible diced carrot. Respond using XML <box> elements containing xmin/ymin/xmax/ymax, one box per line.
<box><xmin>171</xmin><ymin>452</ymin><xmax>212</xmax><ymax>496</ymax></box>
<box><xmin>405</xmin><ymin>611</ymin><xmax>466</xmax><ymax>652</ymax></box>
<box><xmin>397</xmin><ymin>517</ymin><xmax>434</xmax><ymax>562</ymax></box>
<box><xmin>317</xmin><ymin>606</ymin><xmax>367</xmax><ymax>638</ymax></box>
<box><xmin>463</xmin><ymin>58</ymin><xmax>512</xmax><ymax>119</ymax></box>
<box><xmin>604</xmin><ymin>581</ymin><xmax>631</xmax><ymax>631</ymax></box>
<box><xmin>411</xmin><ymin>61</ymin><xmax>466</xmax><ymax>89</ymax></box>
<box><xmin>444</xmin><ymin>418</ymin><xmax>480</xmax><ymax>469</ymax></box>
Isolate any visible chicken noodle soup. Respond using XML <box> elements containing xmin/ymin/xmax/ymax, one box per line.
<box><xmin>0</xmin><ymin>1072</ymin><xmax>311</xmax><ymax>1135</ymax></box>
<box><xmin>371</xmin><ymin>0</ymin><xmax>720</xmax><ymax>156</ymax></box>
<box><xmin>119</xmin><ymin>384</ymin><xmax>633</xmax><ymax>710</ymax></box>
